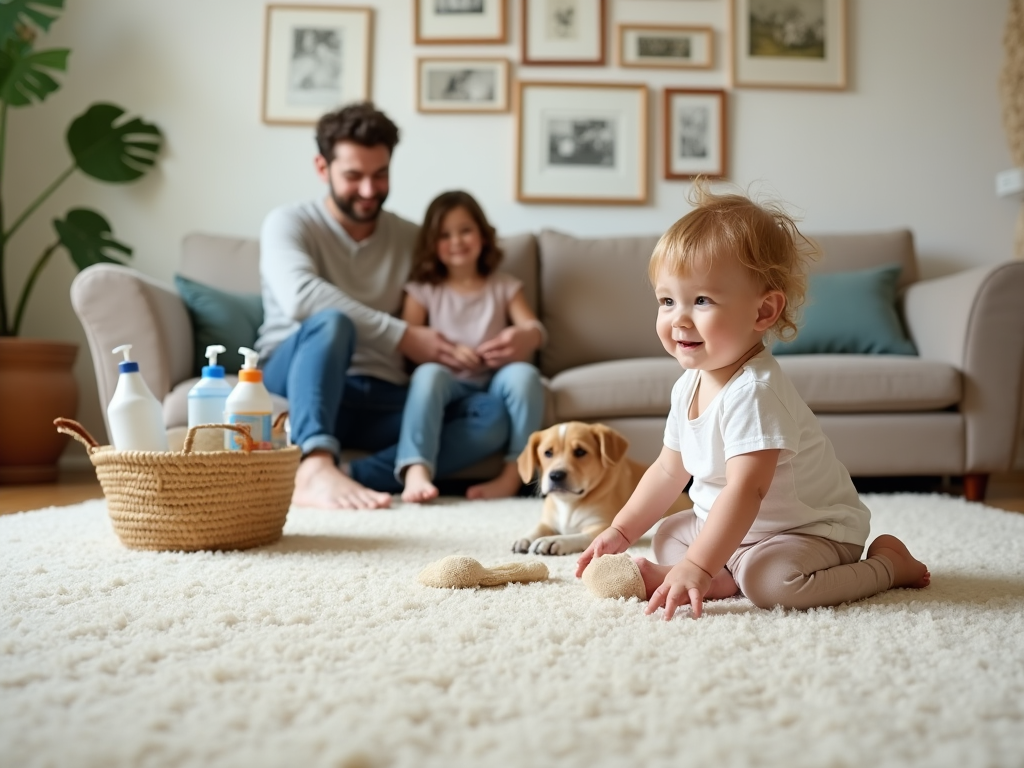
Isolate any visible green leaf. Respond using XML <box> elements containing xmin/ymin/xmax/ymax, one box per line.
<box><xmin>0</xmin><ymin>0</ymin><xmax>64</xmax><ymax>46</ymax></box>
<box><xmin>53</xmin><ymin>208</ymin><xmax>132</xmax><ymax>271</ymax></box>
<box><xmin>66</xmin><ymin>102</ymin><xmax>162</xmax><ymax>182</ymax></box>
<box><xmin>0</xmin><ymin>43</ymin><xmax>68</xmax><ymax>106</ymax></box>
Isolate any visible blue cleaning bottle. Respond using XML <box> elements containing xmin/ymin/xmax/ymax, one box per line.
<box><xmin>187</xmin><ymin>344</ymin><xmax>232</xmax><ymax>429</ymax></box>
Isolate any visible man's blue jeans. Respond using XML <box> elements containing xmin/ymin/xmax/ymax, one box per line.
<box><xmin>261</xmin><ymin>309</ymin><xmax>510</xmax><ymax>493</ymax></box>
<box><xmin>394</xmin><ymin>361</ymin><xmax>544</xmax><ymax>482</ymax></box>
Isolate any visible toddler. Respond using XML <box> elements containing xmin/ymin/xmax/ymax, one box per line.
<box><xmin>397</xmin><ymin>190</ymin><xmax>545</xmax><ymax>503</ymax></box>
<box><xmin>576</xmin><ymin>183</ymin><xmax>930</xmax><ymax>619</ymax></box>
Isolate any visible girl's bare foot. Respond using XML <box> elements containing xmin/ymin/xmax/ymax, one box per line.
<box><xmin>466</xmin><ymin>462</ymin><xmax>523</xmax><ymax>500</ymax></box>
<box><xmin>292</xmin><ymin>452</ymin><xmax>392</xmax><ymax>510</ymax></box>
<box><xmin>867</xmin><ymin>534</ymin><xmax>931</xmax><ymax>589</ymax></box>
<box><xmin>402</xmin><ymin>464</ymin><xmax>439</xmax><ymax>504</ymax></box>
<box><xmin>633</xmin><ymin>557</ymin><xmax>740</xmax><ymax>601</ymax></box>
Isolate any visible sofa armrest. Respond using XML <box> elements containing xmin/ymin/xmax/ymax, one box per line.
<box><xmin>70</xmin><ymin>264</ymin><xmax>194</xmax><ymax>434</ymax></box>
<box><xmin>904</xmin><ymin>262</ymin><xmax>1024</xmax><ymax>472</ymax></box>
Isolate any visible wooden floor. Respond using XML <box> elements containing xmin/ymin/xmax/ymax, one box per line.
<box><xmin>3</xmin><ymin>469</ymin><xmax>1024</xmax><ymax>516</ymax></box>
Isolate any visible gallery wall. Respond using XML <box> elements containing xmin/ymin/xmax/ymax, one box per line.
<box><xmin>3</xmin><ymin>0</ymin><xmax>1019</xmax><ymax>460</ymax></box>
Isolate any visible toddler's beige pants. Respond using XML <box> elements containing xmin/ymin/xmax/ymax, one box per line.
<box><xmin>652</xmin><ymin>509</ymin><xmax>894</xmax><ymax>610</ymax></box>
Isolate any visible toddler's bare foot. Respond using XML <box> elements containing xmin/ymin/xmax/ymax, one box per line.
<box><xmin>633</xmin><ymin>557</ymin><xmax>740</xmax><ymax>601</ymax></box>
<box><xmin>867</xmin><ymin>534</ymin><xmax>931</xmax><ymax>589</ymax></box>
<box><xmin>466</xmin><ymin>463</ymin><xmax>523</xmax><ymax>500</ymax></box>
<box><xmin>402</xmin><ymin>464</ymin><xmax>439</xmax><ymax>504</ymax></box>
<box><xmin>292</xmin><ymin>452</ymin><xmax>391</xmax><ymax>510</ymax></box>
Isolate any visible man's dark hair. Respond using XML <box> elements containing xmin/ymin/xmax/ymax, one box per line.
<box><xmin>316</xmin><ymin>102</ymin><xmax>400</xmax><ymax>162</ymax></box>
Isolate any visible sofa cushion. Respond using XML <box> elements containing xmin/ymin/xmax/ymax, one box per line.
<box><xmin>548</xmin><ymin>355</ymin><xmax>961</xmax><ymax>421</ymax></box>
<box><xmin>808</xmin><ymin>229</ymin><xmax>917</xmax><ymax>289</ymax></box>
<box><xmin>773</xmin><ymin>264</ymin><xmax>917</xmax><ymax>356</ymax></box>
<box><xmin>174</xmin><ymin>275</ymin><xmax>264</xmax><ymax>375</ymax></box>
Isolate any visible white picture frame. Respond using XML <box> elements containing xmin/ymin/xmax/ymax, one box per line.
<box><xmin>415</xmin><ymin>0</ymin><xmax>507</xmax><ymax>45</ymax></box>
<box><xmin>618</xmin><ymin>24</ymin><xmax>714</xmax><ymax>69</ymax></box>
<box><xmin>521</xmin><ymin>0</ymin><xmax>606</xmax><ymax>66</ymax></box>
<box><xmin>516</xmin><ymin>81</ymin><xmax>648</xmax><ymax>205</ymax></box>
<box><xmin>732</xmin><ymin>0</ymin><xmax>847</xmax><ymax>90</ymax></box>
<box><xmin>664</xmin><ymin>88</ymin><xmax>727</xmax><ymax>180</ymax></box>
<box><xmin>417</xmin><ymin>57</ymin><xmax>511</xmax><ymax>113</ymax></box>
<box><xmin>261</xmin><ymin>5</ymin><xmax>373</xmax><ymax>125</ymax></box>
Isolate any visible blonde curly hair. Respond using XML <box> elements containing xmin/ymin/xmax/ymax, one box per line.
<box><xmin>648</xmin><ymin>179</ymin><xmax>818</xmax><ymax>343</ymax></box>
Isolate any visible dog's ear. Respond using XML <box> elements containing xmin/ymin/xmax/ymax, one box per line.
<box><xmin>517</xmin><ymin>430</ymin><xmax>544</xmax><ymax>482</ymax></box>
<box><xmin>594</xmin><ymin>424</ymin><xmax>630</xmax><ymax>467</ymax></box>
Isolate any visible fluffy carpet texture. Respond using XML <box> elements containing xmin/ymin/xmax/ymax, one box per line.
<box><xmin>2</xmin><ymin>494</ymin><xmax>1024</xmax><ymax>768</ymax></box>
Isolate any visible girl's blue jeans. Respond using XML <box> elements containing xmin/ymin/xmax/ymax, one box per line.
<box><xmin>262</xmin><ymin>309</ymin><xmax>510</xmax><ymax>493</ymax></box>
<box><xmin>395</xmin><ymin>361</ymin><xmax>544</xmax><ymax>483</ymax></box>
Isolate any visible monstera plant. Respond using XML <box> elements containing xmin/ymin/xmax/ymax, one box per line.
<box><xmin>0</xmin><ymin>0</ymin><xmax>162</xmax><ymax>336</ymax></box>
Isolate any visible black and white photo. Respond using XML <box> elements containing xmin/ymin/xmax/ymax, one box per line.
<box><xmin>663</xmin><ymin>89</ymin><xmax>727</xmax><ymax>180</ymax></box>
<box><xmin>416</xmin><ymin>0</ymin><xmax>506</xmax><ymax>43</ymax></box>
<box><xmin>517</xmin><ymin>81</ymin><xmax>647</xmax><ymax>204</ymax></box>
<box><xmin>523</xmin><ymin>0</ymin><xmax>605</xmax><ymax>65</ymax></box>
<box><xmin>417</xmin><ymin>57</ymin><xmax>509</xmax><ymax>112</ymax></box>
<box><xmin>263</xmin><ymin>6</ymin><xmax>372</xmax><ymax>125</ymax></box>
<box><xmin>617</xmin><ymin>24</ymin><xmax>714</xmax><ymax>69</ymax></box>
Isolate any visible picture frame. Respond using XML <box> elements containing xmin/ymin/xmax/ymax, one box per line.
<box><xmin>521</xmin><ymin>0</ymin><xmax>606</xmax><ymax>66</ymax></box>
<box><xmin>415</xmin><ymin>0</ymin><xmax>507</xmax><ymax>45</ymax></box>
<box><xmin>663</xmin><ymin>88</ymin><xmax>727</xmax><ymax>180</ymax></box>
<box><xmin>516</xmin><ymin>81</ymin><xmax>648</xmax><ymax>205</ymax></box>
<box><xmin>732</xmin><ymin>0</ymin><xmax>847</xmax><ymax>90</ymax></box>
<box><xmin>417</xmin><ymin>57</ymin><xmax>511</xmax><ymax>113</ymax></box>
<box><xmin>261</xmin><ymin>5</ymin><xmax>373</xmax><ymax>125</ymax></box>
<box><xmin>617</xmin><ymin>24</ymin><xmax>714</xmax><ymax>69</ymax></box>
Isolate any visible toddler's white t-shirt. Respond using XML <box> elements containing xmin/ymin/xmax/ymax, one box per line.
<box><xmin>664</xmin><ymin>348</ymin><xmax>870</xmax><ymax>546</ymax></box>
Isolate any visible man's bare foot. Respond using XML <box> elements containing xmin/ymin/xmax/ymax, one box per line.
<box><xmin>402</xmin><ymin>464</ymin><xmax>439</xmax><ymax>504</ymax></box>
<box><xmin>633</xmin><ymin>557</ymin><xmax>740</xmax><ymax>601</ymax></box>
<box><xmin>292</xmin><ymin>452</ymin><xmax>391</xmax><ymax>510</ymax></box>
<box><xmin>466</xmin><ymin>462</ymin><xmax>523</xmax><ymax>500</ymax></box>
<box><xmin>867</xmin><ymin>534</ymin><xmax>931</xmax><ymax>589</ymax></box>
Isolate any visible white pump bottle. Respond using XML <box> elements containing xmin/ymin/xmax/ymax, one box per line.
<box><xmin>224</xmin><ymin>346</ymin><xmax>273</xmax><ymax>450</ymax></box>
<box><xmin>107</xmin><ymin>344</ymin><xmax>170</xmax><ymax>452</ymax></box>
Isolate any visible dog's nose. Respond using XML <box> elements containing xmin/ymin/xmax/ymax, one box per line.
<box><xmin>548</xmin><ymin>469</ymin><xmax>567</xmax><ymax>483</ymax></box>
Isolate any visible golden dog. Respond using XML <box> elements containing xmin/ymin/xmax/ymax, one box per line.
<box><xmin>513</xmin><ymin>421</ymin><xmax>650</xmax><ymax>556</ymax></box>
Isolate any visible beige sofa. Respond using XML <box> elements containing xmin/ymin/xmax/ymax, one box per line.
<box><xmin>71</xmin><ymin>228</ymin><xmax>1024</xmax><ymax>501</ymax></box>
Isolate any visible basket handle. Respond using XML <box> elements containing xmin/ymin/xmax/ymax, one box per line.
<box><xmin>183</xmin><ymin>423</ymin><xmax>254</xmax><ymax>454</ymax></box>
<box><xmin>273</xmin><ymin>411</ymin><xmax>289</xmax><ymax>430</ymax></box>
<box><xmin>54</xmin><ymin>418</ymin><xmax>100</xmax><ymax>451</ymax></box>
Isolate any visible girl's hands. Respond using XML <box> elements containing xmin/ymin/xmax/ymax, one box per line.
<box><xmin>645</xmin><ymin>559</ymin><xmax>713</xmax><ymax>620</ymax></box>
<box><xmin>476</xmin><ymin>327</ymin><xmax>538</xmax><ymax>368</ymax></box>
<box><xmin>446</xmin><ymin>343</ymin><xmax>483</xmax><ymax>372</ymax></box>
<box><xmin>575</xmin><ymin>526</ymin><xmax>631</xmax><ymax>578</ymax></box>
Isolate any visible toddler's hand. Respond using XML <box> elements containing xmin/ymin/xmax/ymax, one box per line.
<box><xmin>645</xmin><ymin>559</ymin><xmax>713</xmax><ymax>620</ymax></box>
<box><xmin>575</xmin><ymin>526</ymin><xmax>630</xmax><ymax>578</ymax></box>
<box><xmin>449</xmin><ymin>343</ymin><xmax>482</xmax><ymax>370</ymax></box>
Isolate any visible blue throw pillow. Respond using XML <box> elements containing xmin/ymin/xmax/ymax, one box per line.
<box><xmin>174</xmin><ymin>275</ymin><xmax>264</xmax><ymax>375</ymax></box>
<box><xmin>772</xmin><ymin>263</ymin><xmax>917</xmax><ymax>356</ymax></box>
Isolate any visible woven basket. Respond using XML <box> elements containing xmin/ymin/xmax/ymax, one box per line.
<box><xmin>56</xmin><ymin>418</ymin><xmax>301</xmax><ymax>552</ymax></box>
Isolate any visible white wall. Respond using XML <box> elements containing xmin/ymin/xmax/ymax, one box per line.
<box><xmin>4</xmin><ymin>0</ymin><xmax>1018</xmax><ymax>458</ymax></box>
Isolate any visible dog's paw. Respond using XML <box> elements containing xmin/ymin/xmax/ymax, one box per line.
<box><xmin>528</xmin><ymin>536</ymin><xmax>569</xmax><ymax>556</ymax></box>
<box><xmin>512</xmin><ymin>538</ymin><xmax>532</xmax><ymax>554</ymax></box>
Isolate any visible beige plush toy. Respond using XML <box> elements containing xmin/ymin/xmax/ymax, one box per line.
<box><xmin>581</xmin><ymin>553</ymin><xmax>646</xmax><ymax>600</ymax></box>
<box><xmin>418</xmin><ymin>556</ymin><xmax>549</xmax><ymax>589</ymax></box>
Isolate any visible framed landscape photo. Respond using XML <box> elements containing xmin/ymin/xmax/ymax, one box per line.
<box><xmin>262</xmin><ymin>5</ymin><xmax>373</xmax><ymax>125</ymax></box>
<box><xmin>521</xmin><ymin>0</ymin><xmax>606</xmax><ymax>66</ymax></box>
<box><xmin>663</xmin><ymin>89</ymin><xmax>727</xmax><ymax>180</ymax></box>
<box><xmin>516</xmin><ymin>81</ymin><xmax>648</xmax><ymax>205</ymax></box>
<box><xmin>617</xmin><ymin>24</ymin><xmax>714</xmax><ymax>69</ymax></box>
<box><xmin>415</xmin><ymin>0</ymin><xmax>507</xmax><ymax>44</ymax></box>
<box><xmin>732</xmin><ymin>0</ymin><xmax>846</xmax><ymax>89</ymax></box>
<box><xmin>417</xmin><ymin>58</ymin><xmax>510</xmax><ymax>113</ymax></box>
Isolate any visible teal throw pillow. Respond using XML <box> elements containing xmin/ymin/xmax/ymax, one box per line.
<box><xmin>174</xmin><ymin>274</ymin><xmax>264</xmax><ymax>375</ymax></box>
<box><xmin>772</xmin><ymin>263</ymin><xmax>917</xmax><ymax>356</ymax></box>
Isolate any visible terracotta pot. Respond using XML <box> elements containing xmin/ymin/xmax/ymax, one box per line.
<box><xmin>0</xmin><ymin>337</ymin><xmax>79</xmax><ymax>484</ymax></box>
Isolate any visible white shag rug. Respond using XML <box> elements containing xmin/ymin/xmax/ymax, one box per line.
<box><xmin>2</xmin><ymin>494</ymin><xmax>1024</xmax><ymax>768</ymax></box>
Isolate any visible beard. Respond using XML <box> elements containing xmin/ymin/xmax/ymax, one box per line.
<box><xmin>330</xmin><ymin>181</ymin><xmax>388</xmax><ymax>224</ymax></box>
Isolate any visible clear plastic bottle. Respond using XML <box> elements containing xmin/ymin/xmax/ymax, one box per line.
<box><xmin>187</xmin><ymin>345</ymin><xmax>232</xmax><ymax>451</ymax></box>
<box><xmin>106</xmin><ymin>344</ymin><xmax>170</xmax><ymax>452</ymax></box>
<box><xmin>224</xmin><ymin>346</ymin><xmax>273</xmax><ymax>450</ymax></box>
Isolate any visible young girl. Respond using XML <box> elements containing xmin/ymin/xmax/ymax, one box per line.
<box><xmin>397</xmin><ymin>190</ymin><xmax>545</xmax><ymax>503</ymax></box>
<box><xmin>576</xmin><ymin>183</ymin><xmax>930</xmax><ymax>619</ymax></box>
